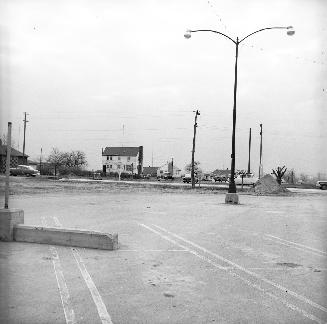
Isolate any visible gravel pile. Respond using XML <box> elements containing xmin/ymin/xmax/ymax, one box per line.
<box><xmin>253</xmin><ymin>174</ymin><xmax>289</xmax><ymax>194</ymax></box>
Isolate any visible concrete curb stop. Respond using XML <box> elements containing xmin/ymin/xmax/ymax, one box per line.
<box><xmin>0</xmin><ymin>208</ymin><xmax>118</xmax><ymax>250</ymax></box>
<box><xmin>14</xmin><ymin>225</ymin><xmax>118</xmax><ymax>250</ymax></box>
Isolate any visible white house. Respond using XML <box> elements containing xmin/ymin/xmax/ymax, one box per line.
<box><xmin>157</xmin><ymin>161</ymin><xmax>182</xmax><ymax>178</ymax></box>
<box><xmin>102</xmin><ymin>146</ymin><xmax>143</xmax><ymax>175</ymax></box>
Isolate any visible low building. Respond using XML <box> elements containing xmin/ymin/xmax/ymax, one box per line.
<box><xmin>0</xmin><ymin>140</ymin><xmax>28</xmax><ymax>173</ymax></box>
<box><xmin>157</xmin><ymin>161</ymin><xmax>182</xmax><ymax>178</ymax></box>
<box><xmin>102</xmin><ymin>146</ymin><xmax>143</xmax><ymax>176</ymax></box>
<box><xmin>143</xmin><ymin>166</ymin><xmax>159</xmax><ymax>177</ymax></box>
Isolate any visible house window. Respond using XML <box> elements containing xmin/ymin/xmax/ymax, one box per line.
<box><xmin>127</xmin><ymin>156</ymin><xmax>130</xmax><ymax>161</ymax></box>
<box><xmin>117</xmin><ymin>165</ymin><xmax>121</xmax><ymax>169</ymax></box>
<box><xmin>118</xmin><ymin>157</ymin><xmax>121</xmax><ymax>161</ymax></box>
<box><xmin>110</xmin><ymin>165</ymin><xmax>112</xmax><ymax>169</ymax></box>
<box><xmin>110</xmin><ymin>156</ymin><xmax>112</xmax><ymax>160</ymax></box>
<box><xmin>107</xmin><ymin>156</ymin><xmax>109</xmax><ymax>160</ymax></box>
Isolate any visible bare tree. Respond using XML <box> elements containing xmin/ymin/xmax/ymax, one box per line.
<box><xmin>47</xmin><ymin>148</ymin><xmax>65</xmax><ymax>176</ymax></box>
<box><xmin>185</xmin><ymin>161</ymin><xmax>202</xmax><ymax>174</ymax></box>
<box><xmin>272</xmin><ymin>166</ymin><xmax>287</xmax><ymax>185</ymax></box>
<box><xmin>62</xmin><ymin>150</ymin><xmax>87</xmax><ymax>168</ymax></box>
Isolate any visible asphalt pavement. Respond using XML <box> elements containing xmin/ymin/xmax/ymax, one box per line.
<box><xmin>1</xmin><ymin>183</ymin><xmax>326</xmax><ymax>323</ymax></box>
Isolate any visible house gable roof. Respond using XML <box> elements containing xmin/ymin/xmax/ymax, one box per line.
<box><xmin>103</xmin><ymin>147</ymin><xmax>140</xmax><ymax>157</ymax></box>
<box><xmin>0</xmin><ymin>145</ymin><xmax>28</xmax><ymax>158</ymax></box>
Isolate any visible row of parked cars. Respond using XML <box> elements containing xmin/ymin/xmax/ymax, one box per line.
<box><xmin>182</xmin><ymin>173</ymin><xmax>259</xmax><ymax>186</ymax></box>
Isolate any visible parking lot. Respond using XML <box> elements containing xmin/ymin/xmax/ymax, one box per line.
<box><xmin>1</xmin><ymin>177</ymin><xmax>327</xmax><ymax>323</ymax></box>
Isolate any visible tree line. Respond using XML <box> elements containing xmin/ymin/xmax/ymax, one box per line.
<box><xmin>44</xmin><ymin>148</ymin><xmax>87</xmax><ymax>176</ymax></box>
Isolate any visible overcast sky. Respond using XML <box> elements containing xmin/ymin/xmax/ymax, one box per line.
<box><xmin>0</xmin><ymin>0</ymin><xmax>326</xmax><ymax>176</ymax></box>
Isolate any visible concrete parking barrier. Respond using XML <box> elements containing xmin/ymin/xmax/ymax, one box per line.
<box><xmin>13</xmin><ymin>224</ymin><xmax>118</xmax><ymax>250</ymax></box>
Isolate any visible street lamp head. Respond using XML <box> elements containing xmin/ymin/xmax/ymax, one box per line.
<box><xmin>286</xmin><ymin>26</ymin><xmax>295</xmax><ymax>36</ymax></box>
<box><xmin>184</xmin><ymin>30</ymin><xmax>192</xmax><ymax>39</ymax></box>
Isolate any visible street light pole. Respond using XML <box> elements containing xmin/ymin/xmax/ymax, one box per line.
<box><xmin>229</xmin><ymin>37</ymin><xmax>239</xmax><ymax>194</ymax></box>
<box><xmin>247</xmin><ymin>128</ymin><xmax>252</xmax><ymax>174</ymax></box>
<box><xmin>184</xmin><ymin>26</ymin><xmax>294</xmax><ymax>203</ymax></box>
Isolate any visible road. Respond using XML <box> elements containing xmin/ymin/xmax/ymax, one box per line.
<box><xmin>0</xmin><ymin>179</ymin><xmax>326</xmax><ymax>323</ymax></box>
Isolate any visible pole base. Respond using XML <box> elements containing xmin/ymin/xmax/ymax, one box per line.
<box><xmin>225</xmin><ymin>193</ymin><xmax>239</xmax><ymax>204</ymax></box>
<box><xmin>0</xmin><ymin>208</ymin><xmax>24</xmax><ymax>241</ymax></box>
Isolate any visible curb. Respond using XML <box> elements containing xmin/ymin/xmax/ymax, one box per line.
<box><xmin>14</xmin><ymin>224</ymin><xmax>118</xmax><ymax>250</ymax></box>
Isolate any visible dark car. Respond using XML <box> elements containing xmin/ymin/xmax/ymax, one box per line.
<box><xmin>213</xmin><ymin>175</ymin><xmax>228</xmax><ymax>182</ymax></box>
<box><xmin>10</xmin><ymin>165</ymin><xmax>40</xmax><ymax>177</ymax></box>
<box><xmin>182</xmin><ymin>174</ymin><xmax>198</xmax><ymax>183</ymax></box>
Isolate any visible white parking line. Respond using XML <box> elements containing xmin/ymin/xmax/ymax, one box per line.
<box><xmin>264</xmin><ymin>237</ymin><xmax>326</xmax><ymax>257</ymax></box>
<box><xmin>50</xmin><ymin>247</ymin><xmax>77</xmax><ymax>324</ymax></box>
<box><xmin>72</xmin><ymin>249</ymin><xmax>113</xmax><ymax>324</ymax></box>
<box><xmin>236</xmin><ymin>228</ymin><xmax>326</xmax><ymax>257</ymax></box>
<box><xmin>52</xmin><ymin>217</ymin><xmax>113</xmax><ymax>324</ymax></box>
<box><xmin>141</xmin><ymin>223</ymin><xmax>326</xmax><ymax>324</ymax></box>
<box><xmin>152</xmin><ymin>224</ymin><xmax>327</xmax><ymax>315</ymax></box>
<box><xmin>265</xmin><ymin>234</ymin><xmax>327</xmax><ymax>256</ymax></box>
<box><xmin>41</xmin><ymin>217</ymin><xmax>76</xmax><ymax>324</ymax></box>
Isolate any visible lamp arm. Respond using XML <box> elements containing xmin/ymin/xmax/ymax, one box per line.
<box><xmin>189</xmin><ymin>29</ymin><xmax>236</xmax><ymax>44</ymax></box>
<box><xmin>239</xmin><ymin>26</ymin><xmax>288</xmax><ymax>44</ymax></box>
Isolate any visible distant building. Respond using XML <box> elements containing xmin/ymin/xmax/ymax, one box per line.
<box><xmin>0</xmin><ymin>139</ymin><xmax>28</xmax><ymax>173</ymax></box>
<box><xmin>211</xmin><ymin>169</ymin><xmax>230</xmax><ymax>178</ymax></box>
<box><xmin>157</xmin><ymin>161</ymin><xmax>182</xmax><ymax>178</ymax></box>
<box><xmin>102</xmin><ymin>146</ymin><xmax>143</xmax><ymax>175</ymax></box>
<box><xmin>143</xmin><ymin>166</ymin><xmax>159</xmax><ymax>177</ymax></box>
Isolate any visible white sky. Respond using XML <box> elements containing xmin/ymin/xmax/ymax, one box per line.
<box><xmin>0</xmin><ymin>0</ymin><xmax>326</xmax><ymax>176</ymax></box>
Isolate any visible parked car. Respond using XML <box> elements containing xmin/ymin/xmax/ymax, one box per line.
<box><xmin>10</xmin><ymin>165</ymin><xmax>40</xmax><ymax>177</ymax></box>
<box><xmin>316</xmin><ymin>180</ymin><xmax>327</xmax><ymax>190</ymax></box>
<box><xmin>182</xmin><ymin>173</ymin><xmax>198</xmax><ymax>183</ymax></box>
<box><xmin>92</xmin><ymin>172</ymin><xmax>102</xmax><ymax>180</ymax></box>
<box><xmin>234</xmin><ymin>173</ymin><xmax>258</xmax><ymax>186</ymax></box>
<box><xmin>212</xmin><ymin>175</ymin><xmax>228</xmax><ymax>182</ymax></box>
<box><xmin>157</xmin><ymin>172</ymin><xmax>174</xmax><ymax>181</ymax></box>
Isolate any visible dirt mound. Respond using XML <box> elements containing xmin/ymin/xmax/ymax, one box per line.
<box><xmin>253</xmin><ymin>174</ymin><xmax>289</xmax><ymax>194</ymax></box>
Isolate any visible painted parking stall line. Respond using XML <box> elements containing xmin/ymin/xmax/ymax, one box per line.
<box><xmin>53</xmin><ymin>217</ymin><xmax>113</xmax><ymax>324</ymax></box>
<box><xmin>265</xmin><ymin>234</ymin><xmax>327</xmax><ymax>256</ymax></box>
<box><xmin>140</xmin><ymin>223</ymin><xmax>327</xmax><ymax>324</ymax></box>
<box><xmin>41</xmin><ymin>217</ymin><xmax>76</xmax><ymax>324</ymax></box>
<box><xmin>72</xmin><ymin>249</ymin><xmax>113</xmax><ymax>324</ymax></box>
<box><xmin>152</xmin><ymin>224</ymin><xmax>327</xmax><ymax>314</ymax></box>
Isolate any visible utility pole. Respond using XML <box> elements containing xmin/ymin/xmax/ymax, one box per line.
<box><xmin>191</xmin><ymin>110</ymin><xmax>200</xmax><ymax>189</ymax></box>
<box><xmin>23</xmin><ymin>112</ymin><xmax>29</xmax><ymax>164</ymax></box>
<box><xmin>39</xmin><ymin>147</ymin><xmax>42</xmax><ymax>175</ymax></box>
<box><xmin>247</xmin><ymin>128</ymin><xmax>251</xmax><ymax>174</ymax></box>
<box><xmin>171</xmin><ymin>157</ymin><xmax>174</xmax><ymax>178</ymax></box>
<box><xmin>259</xmin><ymin>123</ymin><xmax>263</xmax><ymax>178</ymax></box>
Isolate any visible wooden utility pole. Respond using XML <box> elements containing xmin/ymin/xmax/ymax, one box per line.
<box><xmin>191</xmin><ymin>110</ymin><xmax>200</xmax><ymax>189</ymax></box>
<box><xmin>39</xmin><ymin>147</ymin><xmax>42</xmax><ymax>175</ymax></box>
<box><xmin>22</xmin><ymin>112</ymin><xmax>29</xmax><ymax>163</ymax></box>
<box><xmin>247</xmin><ymin>128</ymin><xmax>251</xmax><ymax>174</ymax></box>
<box><xmin>171</xmin><ymin>157</ymin><xmax>174</xmax><ymax>178</ymax></box>
<box><xmin>259</xmin><ymin>123</ymin><xmax>263</xmax><ymax>178</ymax></box>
